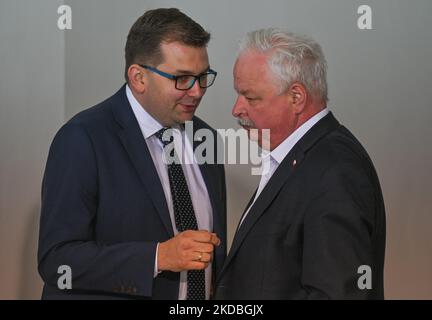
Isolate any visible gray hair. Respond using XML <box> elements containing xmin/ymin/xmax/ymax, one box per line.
<box><xmin>238</xmin><ymin>28</ymin><xmax>328</xmax><ymax>102</ymax></box>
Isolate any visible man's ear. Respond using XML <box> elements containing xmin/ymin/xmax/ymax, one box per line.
<box><xmin>127</xmin><ymin>64</ymin><xmax>146</xmax><ymax>93</ymax></box>
<box><xmin>288</xmin><ymin>82</ymin><xmax>307</xmax><ymax>114</ymax></box>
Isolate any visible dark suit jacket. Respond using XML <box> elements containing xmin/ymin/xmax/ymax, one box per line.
<box><xmin>215</xmin><ymin>112</ymin><xmax>385</xmax><ymax>299</ymax></box>
<box><xmin>38</xmin><ymin>85</ymin><xmax>226</xmax><ymax>299</ymax></box>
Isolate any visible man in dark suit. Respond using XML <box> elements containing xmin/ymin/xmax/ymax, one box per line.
<box><xmin>38</xmin><ymin>8</ymin><xmax>226</xmax><ymax>300</ymax></box>
<box><xmin>214</xmin><ymin>28</ymin><xmax>385</xmax><ymax>299</ymax></box>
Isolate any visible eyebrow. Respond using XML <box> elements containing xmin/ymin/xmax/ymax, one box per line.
<box><xmin>175</xmin><ymin>66</ymin><xmax>210</xmax><ymax>75</ymax></box>
<box><xmin>236</xmin><ymin>88</ymin><xmax>253</xmax><ymax>95</ymax></box>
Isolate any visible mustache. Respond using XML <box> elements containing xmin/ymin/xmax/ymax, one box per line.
<box><xmin>237</xmin><ymin>118</ymin><xmax>256</xmax><ymax>128</ymax></box>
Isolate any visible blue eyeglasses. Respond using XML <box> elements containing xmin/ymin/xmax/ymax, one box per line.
<box><xmin>139</xmin><ymin>64</ymin><xmax>217</xmax><ymax>90</ymax></box>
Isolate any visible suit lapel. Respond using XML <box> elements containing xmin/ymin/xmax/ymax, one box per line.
<box><xmin>192</xmin><ymin>122</ymin><xmax>223</xmax><ymax>236</ymax></box>
<box><xmin>219</xmin><ymin>150</ymin><xmax>302</xmax><ymax>278</ymax></box>
<box><xmin>111</xmin><ymin>85</ymin><xmax>174</xmax><ymax>237</ymax></box>
<box><xmin>217</xmin><ymin>111</ymin><xmax>341</xmax><ymax>281</ymax></box>
<box><xmin>235</xmin><ymin>188</ymin><xmax>257</xmax><ymax>233</ymax></box>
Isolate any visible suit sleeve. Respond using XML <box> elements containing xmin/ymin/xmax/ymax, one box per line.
<box><xmin>38</xmin><ymin>123</ymin><xmax>157</xmax><ymax>297</ymax></box>
<box><xmin>218</xmin><ymin>163</ymin><xmax>227</xmax><ymax>258</ymax></box>
<box><xmin>301</xmin><ymin>158</ymin><xmax>379</xmax><ymax>299</ymax></box>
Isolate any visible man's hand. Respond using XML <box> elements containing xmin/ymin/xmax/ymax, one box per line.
<box><xmin>157</xmin><ymin>230</ymin><xmax>221</xmax><ymax>272</ymax></box>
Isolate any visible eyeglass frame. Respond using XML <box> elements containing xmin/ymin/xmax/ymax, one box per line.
<box><xmin>138</xmin><ymin>64</ymin><xmax>217</xmax><ymax>90</ymax></box>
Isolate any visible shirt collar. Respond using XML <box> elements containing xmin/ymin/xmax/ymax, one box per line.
<box><xmin>270</xmin><ymin>108</ymin><xmax>329</xmax><ymax>164</ymax></box>
<box><xmin>126</xmin><ymin>84</ymin><xmax>164</xmax><ymax>139</ymax></box>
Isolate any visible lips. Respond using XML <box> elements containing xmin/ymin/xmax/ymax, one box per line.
<box><xmin>178</xmin><ymin>103</ymin><xmax>197</xmax><ymax>113</ymax></box>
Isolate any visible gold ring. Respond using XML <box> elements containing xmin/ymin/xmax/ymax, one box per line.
<box><xmin>197</xmin><ymin>252</ymin><xmax>203</xmax><ymax>262</ymax></box>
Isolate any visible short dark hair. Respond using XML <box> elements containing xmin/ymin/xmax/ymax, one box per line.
<box><xmin>124</xmin><ymin>8</ymin><xmax>211</xmax><ymax>82</ymax></box>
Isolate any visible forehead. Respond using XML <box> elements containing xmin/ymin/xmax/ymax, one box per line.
<box><xmin>159</xmin><ymin>41</ymin><xmax>209</xmax><ymax>73</ymax></box>
<box><xmin>234</xmin><ymin>50</ymin><xmax>278</xmax><ymax>93</ymax></box>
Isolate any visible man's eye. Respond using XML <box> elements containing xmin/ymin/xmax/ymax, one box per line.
<box><xmin>177</xmin><ymin>76</ymin><xmax>192</xmax><ymax>84</ymax></box>
<box><xmin>246</xmin><ymin>97</ymin><xmax>257</xmax><ymax>101</ymax></box>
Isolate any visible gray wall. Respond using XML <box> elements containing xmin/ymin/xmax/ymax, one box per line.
<box><xmin>0</xmin><ymin>0</ymin><xmax>64</xmax><ymax>298</ymax></box>
<box><xmin>1</xmin><ymin>0</ymin><xmax>431</xmax><ymax>299</ymax></box>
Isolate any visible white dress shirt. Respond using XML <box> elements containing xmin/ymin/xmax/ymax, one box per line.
<box><xmin>126</xmin><ymin>85</ymin><xmax>213</xmax><ymax>299</ymax></box>
<box><xmin>239</xmin><ymin>108</ymin><xmax>329</xmax><ymax>227</ymax></box>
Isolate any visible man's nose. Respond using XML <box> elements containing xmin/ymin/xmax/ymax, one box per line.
<box><xmin>232</xmin><ymin>96</ymin><xmax>245</xmax><ymax>118</ymax></box>
<box><xmin>187</xmin><ymin>79</ymin><xmax>205</xmax><ymax>97</ymax></box>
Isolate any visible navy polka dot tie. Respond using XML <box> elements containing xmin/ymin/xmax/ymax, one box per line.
<box><xmin>155</xmin><ymin>128</ymin><xmax>206</xmax><ymax>300</ymax></box>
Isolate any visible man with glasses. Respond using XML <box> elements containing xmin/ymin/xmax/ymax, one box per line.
<box><xmin>38</xmin><ymin>8</ymin><xmax>226</xmax><ymax>300</ymax></box>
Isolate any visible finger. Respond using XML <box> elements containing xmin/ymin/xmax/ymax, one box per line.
<box><xmin>186</xmin><ymin>261</ymin><xmax>210</xmax><ymax>270</ymax></box>
<box><xmin>190</xmin><ymin>243</ymin><xmax>214</xmax><ymax>253</ymax></box>
<box><xmin>199</xmin><ymin>252</ymin><xmax>212</xmax><ymax>263</ymax></box>
<box><xmin>210</xmin><ymin>233</ymin><xmax>221</xmax><ymax>246</ymax></box>
<box><xmin>191</xmin><ymin>251</ymin><xmax>212</xmax><ymax>263</ymax></box>
<box><xmin>190</xmin><ymin>231</ymin><xmax>221</xmax><ymax>246</ymax></box>
<box><xmin>186</xmin><ymin>230</ymin><xmax>217</xmax><ymax>243</ymax></box>
<box><xmin>189</xmin><ymin>250</ymin><xmax>205</xmax><ymax>262</ymax></box>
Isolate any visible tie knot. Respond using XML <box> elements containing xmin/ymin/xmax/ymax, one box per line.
<box><xmin>154</xmin><ymin>128</ymin><xmax>173</xmax><ymax>147</ymax></box>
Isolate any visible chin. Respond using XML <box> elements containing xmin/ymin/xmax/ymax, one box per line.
<box><xmin>181</xmin><ymin>114</ymin><xmax>195</xmax><ymax>122</ymax></box>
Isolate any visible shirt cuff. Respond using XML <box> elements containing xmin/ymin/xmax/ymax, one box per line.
<box><xmin>154</xmin><ymin>242</ymin><xmax>162</xmax><ymax>278</ymax></box>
